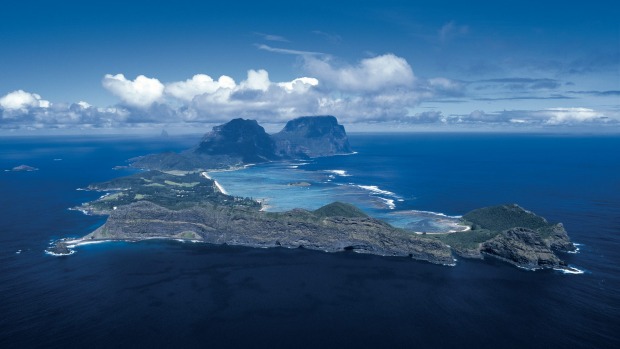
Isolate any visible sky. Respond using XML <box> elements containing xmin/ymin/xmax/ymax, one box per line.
<box><xmin>0</xmin><ymin>0</ymin><xmax>619</xmax><ymax>134</ymax></box>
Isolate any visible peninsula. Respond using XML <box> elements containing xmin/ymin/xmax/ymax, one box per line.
<box><xmin>49</xmin><ymin>116</ymin><xmax>577</xmax><ymax>271</ymax></box>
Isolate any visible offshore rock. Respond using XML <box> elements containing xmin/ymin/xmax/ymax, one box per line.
<box><xmin>10</xmin><ymin>165</ymin><xmax>38</xmax><ymax>172</ymax></box>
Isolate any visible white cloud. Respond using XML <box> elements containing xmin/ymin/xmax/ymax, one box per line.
<box><xmin>458</xmin><ymin>107</ymin><xmax>611</xmax><ymax>125</ymax></box>
<box><xmin>94</xmin><ymin>55</ymin><xmax>458</xmax><ymax>124</ymax></box>
<box><xmin>189</xmin><ymin>71</ymin><xmax>321</xmax><ymax>122</ymax></box>
<box><xmin>0</xmin><ymin>90</ymin><xmax>50</xmax><ymax>111</ymax></box>
<box><xmin>165</xmin><ymin>74</ymin><xmax>236</xmax><ymax>101</ymax></box>
<box><xmin>542</xmin><ymin>107</ymin><xmax>600</xmax><ymax>124</ymax></box>
<box><xmin>240</xmin><ymin>69</ymin><xmax>271</xmax><ymax>91</ymax></box>
<box><xmin>3</xmin><ymin>50</ymin><xmax>616</xmax><ymax>132</ymax></box>
<box><xmin>304</xmin><ymin>54</ymin><xmax>415</xmax><ymax>92</ymax></box>
<box><xmin>77</xmin><ymin>101</ymin><xmax>92</xmax><ymax>109</ymax></box>
<box><xmin>277</xmin><ymin>77</ymin><xmax>319</xmax><ymax>93</ymax></box>
<box><xmin>102</xmin><ymin>74</ymin><xmax>164</xmax><ymax>108</ymax></box>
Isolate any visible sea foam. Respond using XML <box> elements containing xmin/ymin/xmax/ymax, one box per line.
<box><xmin>325</xmin><ymin>170</ymin><xmax>351</xmax><ymax>177</ymax></box>
<box><xmin>378</xmin><ymin>197</ymin><xmax>396</xmax><ymax>210</ymax></box>
<box><xmin>355</xmin><ymin>185</ymin><xmax>398</xmax><ymax>197</ymax></box>
<box><xmin>554</xmin><ymin>266</ymin><xmax>585</xmax><ymax>275</ymax></box>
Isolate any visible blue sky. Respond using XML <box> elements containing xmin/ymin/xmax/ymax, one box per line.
<box><xmin>0</xmin><ymin>0</ymin><xmax>618</xmax><ymax>133</ymax></box>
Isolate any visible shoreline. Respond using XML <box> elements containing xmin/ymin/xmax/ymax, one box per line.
<box><xmin>45</xmin><ymin>235</ymin><xmax>581</xmax><ymax>275</ymax></box>
<box><xmin>200</xmin><ymin>171</ymin><xmax>228</xmax><ymax>195</ymax></box>
<box><xmin>45</xmin><ymin>236</ymin><xmax>458</xmax><ymax>266</ymax></box>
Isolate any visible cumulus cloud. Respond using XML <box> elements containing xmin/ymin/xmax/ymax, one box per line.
<box><xmin>188</xmin><ymin>70</ymin><xmax>321</xmax><ymax>122</ymax></box>
<box><xmin>304</xmin><ymin>54</ymin><xmax>415</xmax><ymax>92</ymax></box>
<box><xmin>240</xmin><ymin>69</ymin><xmax>271</xmax><ymax>91</ymax></box>
<box><xmin>0</xmin><ymin>90</ymin><xmax>50</xmax><ymax>111</ymax></box>
<box><xmin>0</xmin><ymin>94</ymin><xmax>129</xmax><ymax>130</ymax></box>
<box><xmin>165</xmin><ymin>74</ymin><xmax>236</xmax><ymax>102</ymax></box>
<box><xmin>102</xmin><ymin>74</ymin><xmax>164</xmax><ymax>108</ymax></box>
<box><xmin>277</xmin><ymin>77</ymin><xmax>319</xmax><ymax>93</ymax></box>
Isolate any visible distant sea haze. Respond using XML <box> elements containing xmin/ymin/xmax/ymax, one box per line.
<box><xmin>0</xmin><ymin>133</ymin><xmax>618</xmax><ymax>348</ymax></box>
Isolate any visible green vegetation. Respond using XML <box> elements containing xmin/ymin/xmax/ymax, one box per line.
<box><xmin>433</xmin><ymin>228</ymin><xmax>498</xmax><ymax>249</ymax></box>
<box><xmin>163</xmin><ymin>180</ymin><xmax>199</xmax><ymax>187</ymax></box>
<box><xmin>431</xmin><ymin>204</ymin><xmax>568</xmax><ymax>258</ymax></box>
<box><xmin>313</xmin><ymin>202</ymin><xmax>368</xmax><ymax>219</ymax></box>
<box><xmin>101</xmin><ymin>193</ymin><xmax>124</xmax><ymax>201</ymax></box>
<box><xmin>462</xmin><ymin>204</ymin><xmax>549</xmax><ymax>231</ymax></box>
<box><xmin>81</xmin><ymin>170</ymin><xmax>260</xmax><ymax>213</ymax></box>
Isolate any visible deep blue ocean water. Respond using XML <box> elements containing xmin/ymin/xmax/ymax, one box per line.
<box><xmin>0</xmin><ymin>133</ymin><xmax>618</xmax><ymax>348</ymax></box>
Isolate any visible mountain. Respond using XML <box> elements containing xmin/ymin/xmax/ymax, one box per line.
<box><xmin>272</xmin><ymin>116</ymin><xmax>352</xmax><ymax>158</ymax></box>
<box><xmin>195</xmin><ymin>118</ymin><xmax>277</xmax><ymax>163</ymax></box>
<box><xmin>130</xmin><ymin>116</ymin><xmax>352</xmax><ymax>171</ymax></box>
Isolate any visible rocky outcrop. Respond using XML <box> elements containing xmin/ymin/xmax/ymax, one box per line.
<box><xmin>481</xmin><ymin>227</ymin><xmax>564</xmax><ymax>269</ymax></box>
<box><xmin>545</xmin><ymin>223</ymin><xmax>575</xmax><ymax>252</ymax></box>
<box><xmin>272</xmin><ymin>115</ymin><xmax>352</xmax><ymax>158</ymax></box>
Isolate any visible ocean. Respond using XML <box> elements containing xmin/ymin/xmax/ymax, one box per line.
<box><xmin>0</xmin><ymin>133</ymin><xmax>618</xmax><ymax>348</ymax></box>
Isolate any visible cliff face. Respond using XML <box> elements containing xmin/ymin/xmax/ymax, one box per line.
<box><xmin>481</xmin><ymin>227</ymin><xmax>564</xmax><ymax>269</ymax></box>
<box><xmin>272</xmin><ymin>116</ymin><xmax>352</xmax><ymax>158</ymax></box>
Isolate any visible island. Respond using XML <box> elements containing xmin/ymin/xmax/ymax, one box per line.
<box><xmin>8</xmin><ymin>164</ymin><xmax>38</xmax><ymax>172</ymax></box>
<box><xmin>48</xmin><ymin>116</ymin><xmax>577</xmax><ymax>271</ymax></box>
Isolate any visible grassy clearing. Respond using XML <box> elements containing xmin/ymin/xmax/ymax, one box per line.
<box><xmin>164</xmin><ymin>180</ymin><xmax>199</xmax><ymax>187</ymax></box>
